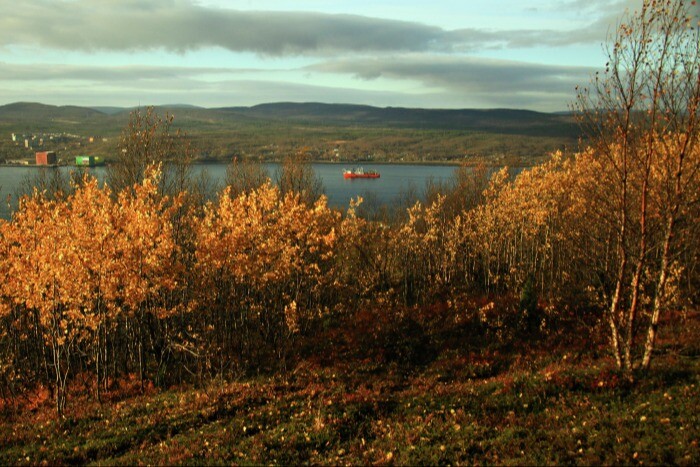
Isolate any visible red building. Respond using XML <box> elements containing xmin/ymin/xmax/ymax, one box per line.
<box><xmin>35</xmin><ymin>151</ymin><xmax>57</xmax><ymax>165</ymax></box>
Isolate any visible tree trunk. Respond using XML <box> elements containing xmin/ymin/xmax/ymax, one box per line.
<box><xmin>641</xmin><ymin>200</ymin><xmax>678</xmax><ymax>369</ymax></box>
<box><xmin>625</xmin><ymin>175</ymin><xmax>650</xmax><ymax>369</ymax></box>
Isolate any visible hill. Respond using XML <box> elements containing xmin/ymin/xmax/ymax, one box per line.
<box><xmin>0</xmin><ymin>102</ymin><xmax>107</xmax><ymax>121</ymax></box>
<box><xmin>0</xmin><ymin>101</ymin><xmax>578</xmax><ymax>134</ymax></box>
<box><xmin>217</xmin><ymin>102</ymin><xmax>577</xmax><ymax>137</ymax></box>
<box><xmin>0</xmin><ymin>102</ymin><xmax>581</xmax><ymax>165</ymax></box>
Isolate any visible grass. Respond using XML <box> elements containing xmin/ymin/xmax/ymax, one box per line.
<box><xmin>1</xmin><ymin>308</ymin><xmax>698</xmax><ymax>465</ymax></box>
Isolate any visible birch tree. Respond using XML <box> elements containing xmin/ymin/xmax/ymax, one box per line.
<box><xmin>574</xmin><ymin>0</ymin><xmax>700</xmax><ymax>373</ymax></box>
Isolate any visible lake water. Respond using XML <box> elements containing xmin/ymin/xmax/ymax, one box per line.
<box><xmin>0</xmin><ymin>163</ymin><xmax>469</xmax><ymax>218</ymax></box>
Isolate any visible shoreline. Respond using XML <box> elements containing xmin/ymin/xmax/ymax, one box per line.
<box><xmin>1</xmin><ymin>159</ymin><xmax>531</xmax><ymax>169</ymax></box>
<box><xmin>195</xmin><ymin>158</ymin><xmax>533</xmax><ymax>168</ymax></box>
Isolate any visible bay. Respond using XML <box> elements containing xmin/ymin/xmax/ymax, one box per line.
<box><xmin>0</xmin><ymin>163</ymin><xmax>470</xmax><ymax>219</ymax></box>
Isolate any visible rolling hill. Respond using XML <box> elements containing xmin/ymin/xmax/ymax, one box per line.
<box><xmin>0</xmin><ymin>102</ymin><xmax>581</xmax><ymax>164</ymax></box>
<box><xmin>216</xmin><ymin>102</ymin><xmax>578</xmax><ymax>137</ymax></box>
<box><xmin>0</xmin><ymin>102</ymin><xmax>107</xmax><ymax>122</ymax></box>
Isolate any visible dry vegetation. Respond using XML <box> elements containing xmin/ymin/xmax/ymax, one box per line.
<box><xmin>1</xmin><ymin>0</ymin><xmax>699</xmax><ymax>463</ymax></box>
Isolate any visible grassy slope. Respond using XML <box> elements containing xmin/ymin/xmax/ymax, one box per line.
<box><xmin>1</xmin><ymin>306</ymin><xmax>698</xmax><ymax>465</ymax></box>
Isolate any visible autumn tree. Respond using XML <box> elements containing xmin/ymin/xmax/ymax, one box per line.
<box><xmin>194</xmin><ymin>183</ymin><xmax>338</xmax><ymax>373</ymax></box>
<box><xmin>107</xmin><ymin>108</ymin><xmax>200</xmax><ymax>340</ymax></box>
<box><xmin>110</xmin><ymin>166</ymin><xmax>184</xmax><ymax>386</ymax></box>
<box><xmin>275</xmin><ymin>149</ymin><xmax>324</xmax><ymax>206</ymax></box>
<box><xmin>225</xmin><ymin>155</ymin><xmax>269</xmax><ymax>197</ymax></box>
<box><xmin>107</xmin><ymin>106</ymin><xmax>194</xmax><ymax>198</ymax></box>
<box><xmin>0</xmin><ymin>167</ymin><xmax>185</xmax><ymax>413</ymax></box>
<box><xmin>2</xmin><ymin>191</ymin><xmax>79</xmax><ymax>414</ymax></box>
<box><xmin>465</xmin><ymin>154</ymin><xmax>582</xmax><ymax>306</ymax></box>
<box><xmin>574</xmin><ymin>0</ymin><xmax>700</xmax><ymax>372</ymax></box>
<box><xmin>334</xmin><ymin>197</ymin><xmax>403</xmax><ymax>305</ymax></box>
<box><xmin>394</xmin><ymin>196</ymin><xmax>469</xmax><ymax>305</ymax></box>
<box><xmin>424</xmin><ymin>163</ymin><xmax>490</xmax><ymax>218</ymax></box>
<box><xmin>1</xmin><ymin>179</ymin><xmax>117</xmax><ymax>413</ymax></box>
<box><xmin>0</xmin><ymin>216</ymin><xmax>23</xmax><ymax>405</ymax></box>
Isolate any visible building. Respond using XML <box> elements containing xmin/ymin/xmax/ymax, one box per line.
<box><xmin>75</xmin><ymin>155</ymin><xmax>103</xmax><ymax>167</ymax></box>
<box><xmin>35</xmin><ymin>151</ymin><xmax>57</xmax><ymax>165</ymax></box>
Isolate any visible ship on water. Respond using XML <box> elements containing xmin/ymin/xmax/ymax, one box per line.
<box><xmin>343</xmin><ymin>167</ymin><xmax>380</xmax><ymax>179</ymax></box>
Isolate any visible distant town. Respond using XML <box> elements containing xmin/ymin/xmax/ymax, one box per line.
<box><xmin>3</xmin><ymin>131</ymin><xmax>107</xmax><ymax>166</ymax></box>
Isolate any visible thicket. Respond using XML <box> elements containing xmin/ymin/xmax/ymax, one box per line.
<box><xmin>1</xmin><ymin>137</ymin><xmax>697</xmax><ymax>415</ymax></box>
<box><xmin>0</xmin><ymin>0</ymin><xmax>698</xmax><ymax>416</ymax></box>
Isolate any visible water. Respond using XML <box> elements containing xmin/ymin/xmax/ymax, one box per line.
<box><xmin>0</xmin><ymin>163</ymin><xmax>467</xmax><ymax>218</ymax></box>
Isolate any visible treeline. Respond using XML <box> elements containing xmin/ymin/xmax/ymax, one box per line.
<box><xmin>0</xmin><ymin>135</ymin><xmax>698</xmax><ymax>414</ymax></box>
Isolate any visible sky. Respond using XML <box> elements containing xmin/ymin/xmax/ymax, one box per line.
<box><xmin>0</xmin><ymin>0</ymin><xmax>645</xmax><ymax>112</ymax></box>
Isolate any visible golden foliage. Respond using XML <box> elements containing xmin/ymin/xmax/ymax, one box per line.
<box><xmin>195</xmin><ymin>182</ymin><xmax>339</xmax><ymax>338</ymax></box>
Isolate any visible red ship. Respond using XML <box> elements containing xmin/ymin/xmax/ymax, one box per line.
<box><xmin>343</xmin><ymin>167</ymin><xmax>380</xmax><ymax>179</ymax></box>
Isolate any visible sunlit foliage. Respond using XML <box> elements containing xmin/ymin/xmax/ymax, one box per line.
<box><xmin>193</xmin><ymin>182</ymin><xmax>338</xmax><ymax>373</ymax></box>
<box><xmin>0</xmin><ymin>168</ymin><xmax>182</xmax><ymax>412</ymax></box>
<box><xmin>1</xmin><ymin>1</ymin><xmax>698</xmax><ymax>414</ymax></box>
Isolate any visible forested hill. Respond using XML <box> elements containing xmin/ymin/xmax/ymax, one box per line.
<box><xmin>0</xmin><ymin>102</ymin><xmax>108</xmax><ymax>122</ymax></box>
<box><xmin>0</xmin><ymin>101</ymin><xmax>580</xmax><ymax>164</ymax></box>
<box><xmin>0</xmin><ymin>101</ymin><xmax>576</xmax><ymax>134</ymax></box>
<box><xmin>217</xmin><ymin>102</ymin><xmax>578</xmax><ymax>136</ymax></box>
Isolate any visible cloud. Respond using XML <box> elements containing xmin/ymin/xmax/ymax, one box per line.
<box><xmin>0</xmin><ymin>54</ymin><xmax>597</xmax><ymax>111</ymax></box>
<box><xmin>0</xmin><ymin>73</ymin><xmax>439</xmax><ymax>109</ymax></box>
<box><xmin>0</xmin><ymin>1</ymin><xmax>636</xmax><ymax>110</ymax></box>
<box><xmin>0</xmin><ymin>0</ymin><xmax>441</xmax><ymax>55</ymax></box>
<box><xmin>0</xmin><ymin>0</ymin><xmax>617</xmax><ymax>56</ymax></box>
<box><xmin>0</xmin><ymin>61</ymin><xmax>264</xmax><ymax>82</ymax></box>
<box><xmin>308</xmin><ymin>55</ymin><xmax>597</xmax><ymax>110</ymax></box>
<box><xmin>441</xmin><ymin>0</ymin><xmax>635</xmax><ymax>52</ymax></box>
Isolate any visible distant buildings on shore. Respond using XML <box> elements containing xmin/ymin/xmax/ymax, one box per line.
<box><xmin>13</xmin><ymin>131</ymin><xmax>81</xmax><ymax>149</ymax></box>
<box><xmin>35</xmin><ymin>151</ymin><xmax>57</xmax><ymax>165</ymax></box>
<box><xmin>10</xmin><ymin>132</ymin><xmax>108</xmax><ymax>148</ymax></box>
<box><xmin>75</xmin><ymin>155</ymin><xmax>103</xmax><ymax>167</ymax></box>
<box><xmin>4</xmin><ymin>151</ymin><xmax>103</xmax><ymax>167</ymax></box>
<box><xmin>5</xmin><ymin>131</ymin><xmax>107</xmax><ymax>166</ymax></box>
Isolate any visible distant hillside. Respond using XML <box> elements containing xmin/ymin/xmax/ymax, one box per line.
<box><xmin>216</xmin><ymin>102</ymin><xmax>579</xmax><ymax>137</ymax></box>
<box><xmin>91</xmin><ymin>106</ymin><xmax>126</xmax><ymax>115</ymax></box>
<box><xmin>0</xmin><ymin>101</ymin><xmax>581</xmax><ymax>165</ymax></box>
<box><xmin>0</xmin><ymin>101</ymin><xmax>578</xmax><ymax>136</ymax></box>
<box><xmin>0</xmin><ymin>102</ymin><xmax>106</xmax><ymax>121</ymax></box>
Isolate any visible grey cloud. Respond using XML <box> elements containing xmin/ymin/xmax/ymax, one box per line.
<box><xmin>556</xmin><ymin>0</ymin><xmax>634</xmax><ymax>13</ymax></box>
<box><xmin>0</xmin><ymin>55</ymin><xmax>597</xmax><ymax>111</ymax></box>
<box><xmin>308</xmin><ymin>55</ymin><xmax>597</xmax><ymax>110</ymax></box>
<box><xmin>484</xmin><ymin>0</ymin><xmax>640</xmax><ymax>50</ymax></box>
<box><xmin>0</xmin><ymin>54</ymin><xmax>581</xmax><ymax>110</ymax></box>
<box><xmin>0</xmin><ymin>77</ymin><xmax>437</xmax><ymax>109</ymax></box>
<box><xmin>0</xmin><ymin>61</ymin><xmax>267</xmax><ymax>82</ymax></box>
<box><xmin>0</xmin><ymin>0</ymin><xmax>618</xmax><ymax>56</ymax></box>
<box><xmin>443</xmin><ymin>7</ymin><xmax>627</xmax><ymax>52</ymax></box>
<box><xmin>203</xmin><ymin>80</ymin><xmax>431</xmax><ymax>107</ymax></box>
<box><xmin>0</xmin><ymin>0</ymin><xmax>441</xmax><ymax>55</ymax></box>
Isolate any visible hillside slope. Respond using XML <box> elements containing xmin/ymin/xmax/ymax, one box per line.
<box><xmin>0</xmin><ymin>102</ymin><xmax>580</xmax><ymax>164</ymax></box>
<box><xmin>216</xmin><ymin>102</ymin><xmax>578</xmax><ymax>136</ymax></box>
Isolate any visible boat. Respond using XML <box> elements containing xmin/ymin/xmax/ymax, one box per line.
<box><xmin>343</xmin><ymin>167</ymin><xmax>380</xmax><ymax>179</ymax></box>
